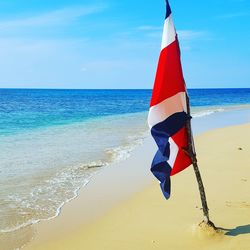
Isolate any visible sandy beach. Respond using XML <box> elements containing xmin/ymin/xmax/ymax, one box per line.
<box><xmin>22</xmin><ymin>123</ymin><xmax>250</xmax><ymax>250</ymax></box>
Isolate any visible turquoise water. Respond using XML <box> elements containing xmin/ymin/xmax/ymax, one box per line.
<box><xmin>0</xmin><ymin>88</ymin><xmax>250</xmax><ymax>249</ymax></box>
<box><xmin>1</xmin><ymin>88</ymin><xmax>250</xmax><ymax>136</ymax></box>
<box><xmin>0</xmin><ymin>89</ymin><xmax>150</xmax><ymax>136</ymax></box>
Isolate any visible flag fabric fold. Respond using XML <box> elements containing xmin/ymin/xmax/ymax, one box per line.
<box><xmin>148</xmin><ymin>0</ymin><xmax>192</xmax><ymax>199</ymax></box>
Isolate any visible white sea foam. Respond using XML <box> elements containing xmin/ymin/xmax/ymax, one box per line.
<box><xmin>0</xmin><ymin>172</ymin><xmax>92</xmax><ymax>234</ymax></box>
<box><xmin>106</xmin><ymin>133</ymin><xmax>145</xmax><ymax>163</ymax></box>
<box><xmin>0</xmin><ymin>119</ymin><xmax>148</xmax><ymax>235</ymax></box>
<box><xmin>192</xmin><ymin>108</ymin><xmax>225</xmax><ymax>118</ymax></box>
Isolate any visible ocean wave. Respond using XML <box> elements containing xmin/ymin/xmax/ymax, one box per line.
<box><xmin>0</xmin><ymin>132</ymin><xmax>147</xmax><ymax>235</ymax></box>
<box><xmin>105</xmin><ymin>133</ymin><xmax>146</xmax><ymax>163</ymax></box>
<box><xmin>0</xmin><ymin>161</ymin><xmax>103</xmax><ymax>234</ymax></box>
<box><xmin>192</xmin><ymin>108</ymin><xmax>225</xmax><ymax>118</ymax></box>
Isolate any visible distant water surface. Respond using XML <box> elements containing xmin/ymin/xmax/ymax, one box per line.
<box><xmin>1</xmin><ymin>88</ymin><xmax>250</xmax><ymax>135</ymax></box>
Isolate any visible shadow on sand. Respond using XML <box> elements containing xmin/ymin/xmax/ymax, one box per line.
<box><xmin>217</xmin><ymin>224</ymin><xmax>250</xmax><ymax>236</ymax></box>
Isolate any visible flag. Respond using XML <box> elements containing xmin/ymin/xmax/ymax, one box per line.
<box><xmin>148</xmin><ymin>0</ymin><xmax>192</xmax><ymax>199</ymax></box>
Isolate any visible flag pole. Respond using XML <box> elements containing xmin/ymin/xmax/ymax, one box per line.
<box><xmin>185</xmin><ymin>94</ymin><xmax>216</xmax><ymax>228</ymax></box>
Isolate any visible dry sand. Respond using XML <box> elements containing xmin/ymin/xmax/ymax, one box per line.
<box><xmin>24</xmin><ymin>123</ymin><xmax>250</xmax><ymax>250</ymax></box>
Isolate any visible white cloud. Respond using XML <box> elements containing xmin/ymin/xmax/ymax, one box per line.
<box><xmin>216</xmin><ymin>12</ymin><xmax>250</xmax><ymax>19</ymax></box>
<box><xmin>137</xmin><ymin>25</ymin><xmax>162</xmax><ymax>31</ymax></box>
<box><xmin>0</xmin><ymin>4</ymin><xmax>107</xmax><ymax>30</ymax></box>
<box><xmin>137</xmin><ymin>25</ymin><xmax>209</xmax><ymax>42</ymax></box>
<box><xmin>178</xmin><ymin>30</ymin><xmax>209</xmax><ymax>40</ymax></box>
<box><xmin>80</xmin><ymin>67</ymin><xmax>87</xmax><ymax>72</ymax></box>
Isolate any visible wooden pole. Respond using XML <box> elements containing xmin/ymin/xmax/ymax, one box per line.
<box><xmin>185</xmin><ymin>94</ymin><xmax>216</xmax><ymax>228</ymax></box>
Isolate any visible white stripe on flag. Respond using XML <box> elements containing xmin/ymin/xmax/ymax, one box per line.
<box><xmin>161</xmin><ymin>14</ymin><xmax>176</xmax><ymax>50</ymax></box>
<box><xmin>148</xmin><ymin>92</ymin><xmax>187</xmax><ymax>128</ymax></box>
<box><xmin>167</xmin><ymin>137</ymin><xmax>178</xmax><ymax>168</ymax></box>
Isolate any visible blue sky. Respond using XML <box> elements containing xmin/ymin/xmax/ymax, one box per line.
<box><xmin>0</xmin><ymin>0</ymin><xmax>249</xmax><ymax>89</ymax></box>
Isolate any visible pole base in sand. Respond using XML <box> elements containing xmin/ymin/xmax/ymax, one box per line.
<box><xmin>199</xmin><ymin>220</ymin><xmax>217</xmax><ymax>231</ymax></box>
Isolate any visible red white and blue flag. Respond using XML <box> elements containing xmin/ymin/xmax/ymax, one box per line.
<box><xmin>148</xmin><ymin>0</ymin><xmax>192</xmax><ymax>199</ymax></box>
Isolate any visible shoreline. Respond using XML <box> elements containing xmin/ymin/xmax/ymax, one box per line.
<box><xmin>2</xmin><ymin>106</ymin><xmax>247</xmax><ymax>234</ymax></box>
<box><xmin>23</xmin><ymin>122</ymin><xmax>250</xmax><ymax>250</ymax></box>
<box><xmin>20</xmin><ymin>135</ymin><xmax>156</xmax><ymax>249</ymax></box>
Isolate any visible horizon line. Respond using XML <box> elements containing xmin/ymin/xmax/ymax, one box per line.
<box><xmin>0</xmin><ymin>87</ymin><xmax>250</xmax><ymax>90</ymax></box>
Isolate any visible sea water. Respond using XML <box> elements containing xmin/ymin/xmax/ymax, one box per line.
<box><xmin>0</xmin><ymin>88</ymin><xmax>250</xmax><ymax>249</ymax></box>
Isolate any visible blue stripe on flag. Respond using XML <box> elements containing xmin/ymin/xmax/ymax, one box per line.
<box><xmin>151</xmin><ymin>149</ymin><xmax>172</xmax><ymax>199</ymax></box>
<box><xmin>150</xmin><ymin>111</ymin><xmax>190</xmax><ymax>199</ymax></box>
<box><xmin>151</xmin><ymin>112</ymin><xmax>189</xmax><ymax>157</ymax></box>
<box><xmin>165</xmin><ymin>0</ymin><xmax>172</xmax><ymax>19</ymax></box>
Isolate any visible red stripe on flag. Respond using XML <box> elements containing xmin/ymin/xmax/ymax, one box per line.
<box><xmin>150</xmin><ymin>39</ymin><xmax>186</xmax><ymax>107</ymax></box>
<box><xmin>170</xmin><ymin>127</ymin><xmax>192</xmax><ymax>176</ymax></box>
